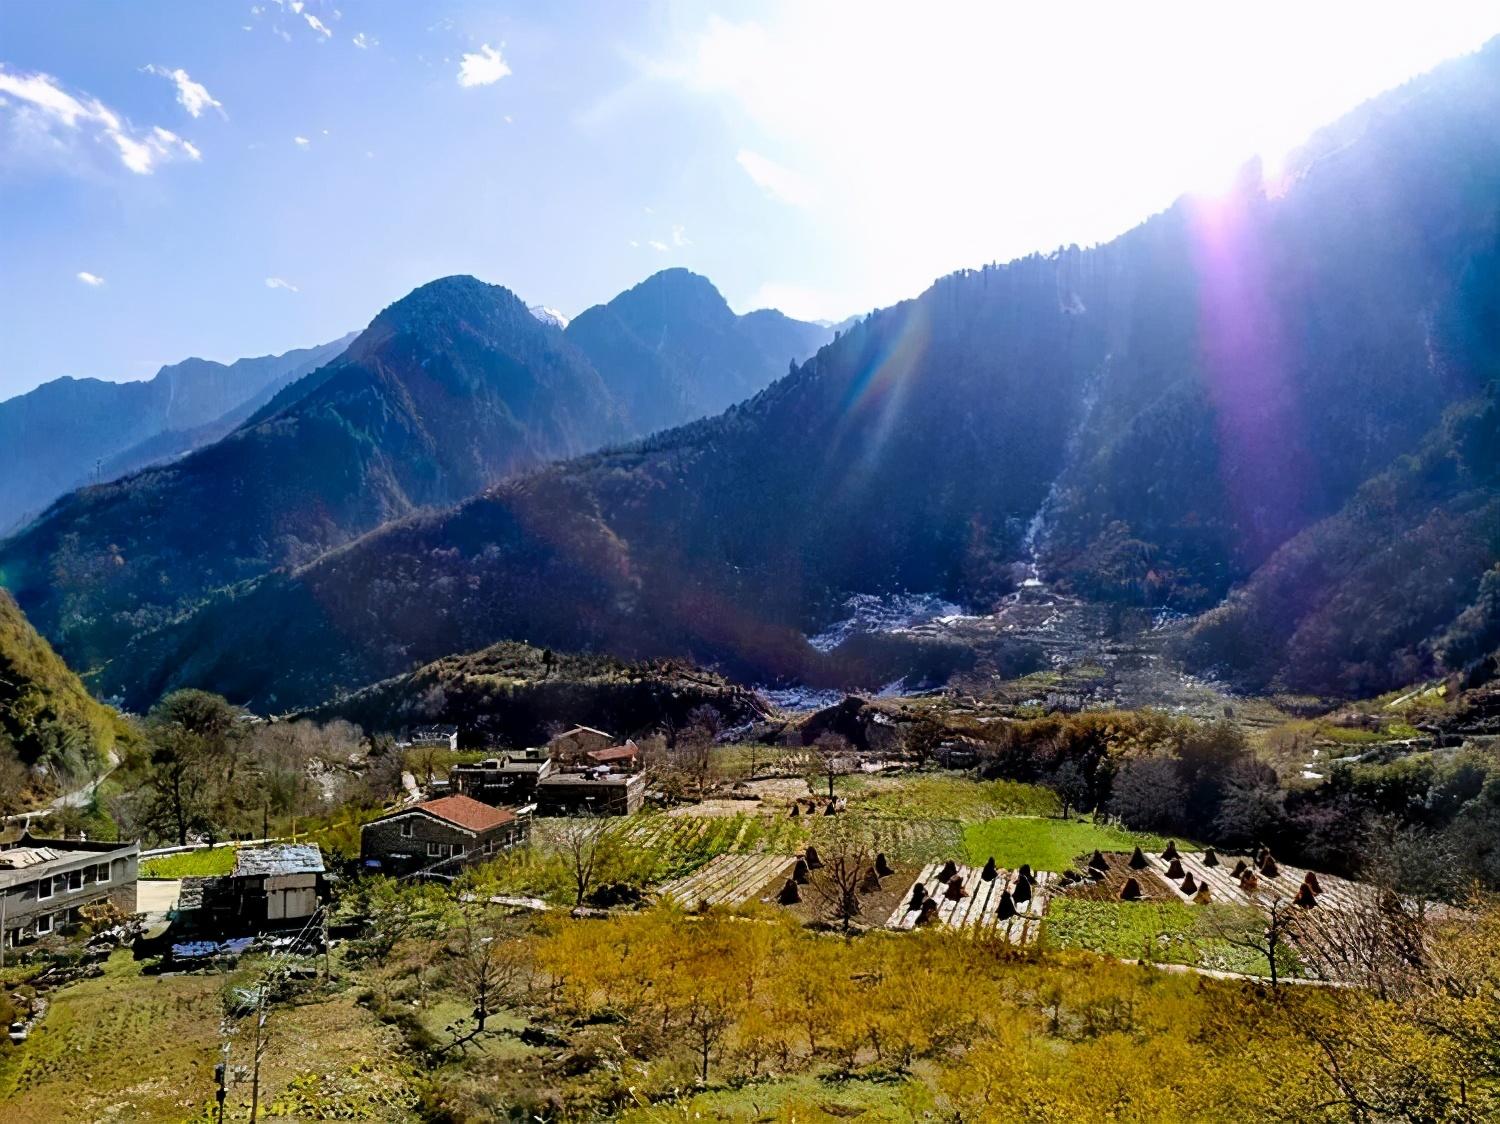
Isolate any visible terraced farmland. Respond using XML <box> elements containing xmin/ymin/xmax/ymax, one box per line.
<box><xmin>885</xmin><ymin>862</ymin><xmax>1055</xmax><ymax>944</ymax></box>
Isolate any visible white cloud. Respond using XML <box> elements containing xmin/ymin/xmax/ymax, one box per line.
<box><xmin>293</xmin><ymin>135</ymin><xmax>310</xmax><ymax>147</ymax></box>
<box><xmin>0</xmin><ymin>65</ymin><xmax>202</xmax><ymax>175</ymax></box>
<box><xmin>352</xmin><ymin>31</ymin><xmax>376</xmax><ymax>49</ymax></box>
<box><xmin>743</xmin><ymin>281</ymin><xmax>860</xmax><ymax>324</ymax></box>
<box><xmin>457</xmin><ymin>44</ymin><xmax>510</xmax><ymax>88</ymax></box>
<box><xmin>265</xmin><ymin>277</ymin><xmax>299</xmax><ymax>292</ymax></box>
<box><xmin>671</xmin><ymin>224</ymin><xmax>690</xmax><ymax>247</ymax></box>
<box><xmin>142</xmin><ymin>65</ymin><xmax>225</xmax><ymax>119</ymax></box>
<box><xmin>648</xmin><ymin>240</ymin><xmax>669</xmax><ymax>252</ymax></box>
<box><xmin>736</xmin><ymin>148</ymin><xmax>814</xmax><ymax>207</ymax></box>
<box><xmin>304</xmin><ymin>13</ymin><xmax>332</xmax><ymax>37</ymax></box>
<box><xmin>76</xmin><ymin>271</ymin><xmax>105</xmax><ymax>287</ymax></box>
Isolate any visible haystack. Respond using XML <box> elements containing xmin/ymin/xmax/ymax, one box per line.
<box><xmin>1088</xmin><ymin>849</ymin><xmax>1109</xmax><ymax>871</ymax></box>
<box><xmin>1259</xmin><ymin>856</ymin><xmax>1279</xmax><ymax>878</ymax></box>
<box><xmin>875</xmin><ymin>852</ymin><xmax>894</xmax><ymax>877</ymax></box>
<box><xmin>996</xmin><ymin>890</ymin><xmax>1017</xmax><ymax>919</ymax></box>
<box><xmin>1018</xmin><ymin>863</ymin><xmax>1033</xmax><ymax>881</ymax></box>
<box><xmin>1162</xmin><ymin>840</ymin><xmax>1180</xmax><ymax>861</ymax></box>
<box><xmin>909</xmin><ymin>883</ymin><xmax>928</xmax><ymax>910</ymax></box>
<box><xmin>793</xmin><ymin>858</ymin><xmax>810</xmax><ymax>884</ymax></box>
<box><xmin>1303</xmin><ymin>871</ymin><xmax>1323</xmax><ymax>895</ymax></box>
<box><xmin>859</xmin><ymin>867</ymin><xmax>883</xmax><ymax>894</ymax></box>
<box><xmin>1119</xmin><ymin>877</ymin><xmax>1142</xmax><ymax>901</ymax></box>
<box><xmin>1239</xmin><ymin>871</ymin><xmax>1259</xmax><ymax>893</ymax></box>
<box><xmin>824</xmin><ymin>801</ymin><xmax>837</xmax><ymax>816</ymax></box>
<box><xmin>945</xmin><ymin>875</ymin><xmax>967</xmax><ymax>901</ymax></box>
<box><xmin>938</xmin><ymin>860</ymin><xmax>959</xmax><ymax>882</ymax></box>
<box><xmin>1293</xmin><ymin>882</ymin><xmax>1317</xmax><ymax>908</ymax></box>
<box><xmin>804</xmin><ymin>845</ymin><xmax>823</xmax><ymax>870</ymax></box>
<box><xmin>1181</xmin><ymin>872</ymin><xmax>1198</xmax><ymax>895</ymax></box>
<box><xmin>1012</xmin><ymin>874</ymin><xmax>1032</xmax><ymax>904</ymax></box>
<box><xmin>981</xmin><ymin>857</ymin><xmax>998</xmax><ymax>881</ymax></box>
<box><xmin>777</xmin><ymin>879</ymin><xmax>801</xmax><ymax>905</ymax></box>
<box><xmin>1165</xmin><ymin>857</ymin><xmax>1185</xmax><ymax>879</ymax></box>
<box><xmin>916</xmin><ymin>899</ymin><xmax>940</xmax><ymax>926</ymax></box>
<box><xmin>790</xmin><ymin>804</ymin><xmax>800</xmax><ymax>818</ymax></box>
<box><xmin>1194</xmin><ymin>886</ymin><xmax>1212</xmax><ymax>904</ymax></box>
<box><xmin>1230</xmin><ymin>859</ymin><xmax>1248</xmax><ymax>878</ymax></box>
<box><xmin>1203</xmin><ymin>848</ymin><xmax>1219</xmax><ymax>867</ymax></box>
<box><xmin>1128</xmin><ymin>847</ymin><xmax>1148</xmax><ymax>870</ymax></box>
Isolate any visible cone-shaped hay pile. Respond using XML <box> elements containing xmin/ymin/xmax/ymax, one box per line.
<box><xmin>1203</xmin><ymin>848</ymin><xmax>1219</xmax><ymax>867</ymax></box>
<box><xmin>1181</xmin><ymin>872</ymin><xmax>1198</xmax><ymax>895</ymax></box>
<box><xmin>790</xmin><ymin>804</ymin><xmax>800</xmax><ymax>818</ymax></box>
<box><xmin>909</xmin><ymin>883</ymin><xmax>928</xmax><ymax>910</ymax></box>
<box><xmin>1129</xmin><ymin>847</ymin><xmax>1148</xmax><ymax>870</ymax></box>
<box><xmin>1018</xmin><ymin>863</ymin><xmax>1033</xmax><ymax>881</ymax></box>
<box><xmin>1194</xmin><ymin>886</ymin><xmax>1212</xmax><ymax>904</ymax></box>
<box><xmin>778</xmin><ymin>878</ymin><xmax>801</xmax><ymax>905</ymax></box>
<box><xmin>997</xmin><ymin>890</ymin><xmax>1017</xmax><ymax>919</ymax></box>
<box><xmin>1088</xmin><ymin>849</ymin><xmax>1108</xmax><ymax>871</ymax></box>
<box><xmin>1240</xmin><ymin>871</ymin><xmax>1260</xmax><ymax>893</ymax></box>
<box><xmin>1162</xmin><ymin>840</ymin><xmax>1180</xmax><ymax>861</ymax></box>
<box><xmin>916</xmin><ymin>899</ymin><xmax>939</xmax><ymax>926</ymax></box>
<box><xmin>1293</xmin><ymin>882</ymin><xmax>1317</xmax><ymax>908</ymax></box>
<box><xmin>875</xmin><ymin>852</ymin><xmax>894</xmax><ymax>877</ymax></box>
<box><xmin>1166</xmin><ymin>857</ymin><xmax>1185</xmax><ymax>879</ymax></box>
<box><xmin>945</xmin><ymin>875</ymin><xmax>967</xmax><ymax>901</ymax></box>
<box><xmin>804</xmin><ymin>845</ymin><xmax>823</xmax><ymax>870</ymax></box>
<box><xmin>859</xmin><ymin>867</ymin><xmax>883</xmax><ymax>894</ymax></box>
<box><xmin>981</xmin><ymin>857</ymin><xmax>998</xmax><ymax>881</ymax></box>
<box><xmin>793</xmin><ymin>858</ymin><xmax>810</xmax><ymax>884</ymax></box>
<box><xmin>938</xmin><ymin>860</ymin><xmax>959</xmax><ymax>882</ymax></box>
<box><xmin>1120</xmin><ymin>877</ymin><xmax>1142</xmax><ymax>901</ymax></box>
<box><xmin>1260</xmin><ymin>856</ymin><xmax>1279</xmax><ymax>878</ymax></box>
<box><xmin>1012</xmin><ymin>874</ymin><xmax>1032</xmax><ymax>904</ymax></box>
<box><xmin>1304</xmin><ymin>871</ymin><xmax>1323</xmax><ymax>894</ymax></box>
<box><xmin>1231</xmin><ymin>859</ymin><xmax>1248</xmax><ymax>877</ymax></box>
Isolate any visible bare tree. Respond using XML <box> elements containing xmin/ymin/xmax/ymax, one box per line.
<box><xmin>676</xmin><ymin>705</ymin><xmax>723</xmax><ymax>801</ymax></box>
<box><xmin>1198</xmin><ymin>894</ymin><xmax>1298</xmax><ymax>987</ymax></box>
<box><xmin>807</xmin><ymin>815</ymin><xmax>875</xmax><ymax>931</ymax></box>
<box><xmin>809</xmin><ymin>732</ymin><xmax>856</xmax><ymax>801</ymax></box>
<box><xmin>555</xmin><ymin>815</ymin><xmax>620</xmax><ymax>907</ymax></box>
<box><xmin>447</xmin><ymin>904</ymin><xmax>528</xmax><ymax>1035</ymax></box>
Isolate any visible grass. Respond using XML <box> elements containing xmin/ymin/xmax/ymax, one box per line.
<box><xmin>1042</xmin><ymin>899</ymin><xmax>1299</xmax><ymax>978</ymax></box>
<box><xmin>838</xmin><ymin>773</ymin><xmax>1059</xmax><ymax>821</ymax></box>
<box><xmin>960</xmin><ymin>816</ymin><xmax>1181</xmax><ymax>873</ymax></box>
<box><xmin>139</xmin><ymin>846</ymin><xmax>238</xmax><ymax>878</ymax></box>
<box><xmin>0</xmin><ymin>948</ymin><xmax>417</xmax><ymax>1123</ymax></box>
<box><xmin>619</xmin><ymin>1071</ymin><xmax>931</xmax><ymax>1122</ymax></box>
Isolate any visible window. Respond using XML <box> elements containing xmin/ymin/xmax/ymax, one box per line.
<box><xmin>36</xmin><ymin>877</ymin><xmax>52</xmax><ymax>901</ymax></box>
<box><xmin>96</xmin><ymin>862</ymin><xmax>110</xmax><ymax>884</ymax></box>
<box><xmin>427</xmin><ymin>842</ymin><xmax>441</xmax><ymax>857</ymax></box>
<box><xmin>35</xmin><ymin>912</ymin><xmax>52</xmax><ymax>935</ymax></box>
<box><xmin>68</xmin><ymin>869</ymin><xmax>82</xmax><ymax>891</ymax></box>
<box><xmin>453</xmin><ymin>843</ymin><xmax>465</xmax><ymax>856</ymax></box>
<box><xmin>400</xmin><ymin>821</ymin><xmax>414</xmax><ymax>838</ymax></box>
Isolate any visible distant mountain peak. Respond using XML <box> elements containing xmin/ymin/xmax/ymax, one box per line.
<box><xmin>529</xmin><ymin>305</ymin><xmax>570</xmax><ymax>330</ymax></box>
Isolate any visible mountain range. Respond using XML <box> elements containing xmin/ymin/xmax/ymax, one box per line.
<box><xmin>0</xmin><ymin>270</ymin><xmax>834</xmax><ymax>675</ymax></box>
<box><xmin>0</xmin><ymin>334</ymin><xmax>356</xmax><ymax>534</ymax></box>
<box><xmin>9</xmin><ymin>44</ymin><xmax>1500</xmax><ymax>714</ymax></box>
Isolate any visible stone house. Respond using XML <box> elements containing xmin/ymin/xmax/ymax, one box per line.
<box><xmin>360</xmin><ymin>794</ymin><xmax>530</xmax><ymax>877</ymax></box>
<box><xmin>199</xmin><ymin>844</ymin><xmax>328</xmax><ymax>930</ymax></box>
<box><xmin>535</xmin><ymin>770</ymin><xmax>645</xmax><ymax>816</ymax></box>
<box><xmin>450</xmin><ymin>748</ymin><xmax>554</xmax><ymax>805</ymax></box>
<box><xmin>0</xmin><ymin>833</ymin><xmax>139</xmax><ymax>949</ymax></box>
<box><xmin>546</xmin><ymin>725</ymin><xmax>614</xmax><ymax>764</ymax></box>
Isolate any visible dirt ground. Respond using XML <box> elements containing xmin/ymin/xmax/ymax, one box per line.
<box><xmin>1058</xmin><ymin>853</ymin><xmax>1176</xmax><ymax>902</ymax></box>
<box><xmin>750</xmin><ymin>854</ymin><xmax>925</xmax><ymax>929</ymax></box>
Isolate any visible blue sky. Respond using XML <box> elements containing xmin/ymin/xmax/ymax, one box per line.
<box><xmin>2</xmin><ymin>1</ymin><xmax>1499</xmax><ymax>399</ymax></box>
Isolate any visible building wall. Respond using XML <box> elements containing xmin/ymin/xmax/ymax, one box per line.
<box><xmin>535</xmin><ymin>776</ymin><xmax>644</xmax><ymax>816</ymax></box>
<box><xmin>360</xmin><ymin>811</ymin><xmax>526</xmax><ymax>876</ymax></box>
<box><xmin>0</xmin><ymin>847</ymin><xmax>139</xmax><ymax>945</ymax></box>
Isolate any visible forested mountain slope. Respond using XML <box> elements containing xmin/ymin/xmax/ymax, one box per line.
<box><xmin>0</xmin><ymin>334</ymin><xmax>353</xmax><ymax>534</ymax></box>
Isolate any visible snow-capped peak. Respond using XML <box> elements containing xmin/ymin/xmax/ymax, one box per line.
<box><xmin>528</xmin><ymin>304</ymin><xmax>570</xmax><ymax>330</ymax></box>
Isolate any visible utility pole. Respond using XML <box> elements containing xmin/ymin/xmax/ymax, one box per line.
<box><xmin>1</xmin><ymin>891</ymin><xmax>7</xmax><ymax>969</ymax></box>
<box><xmin>249</xmin><ymin>988</ymin><xmax>270</xmax><ymax>1121</ymax></box>
<box><xmin>214</xmin><ymin>1035</ymin><xmax>230</xmax><ymax>1124</ymax></box>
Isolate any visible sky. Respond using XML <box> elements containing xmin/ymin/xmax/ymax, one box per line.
<box><xmin>2</xmin><ymin>1</ymin><xmax>1499</xmax><ymax>400</ymax></box>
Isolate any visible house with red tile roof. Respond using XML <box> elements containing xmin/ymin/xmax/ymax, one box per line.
<box><xmin>360</xmin><ymin>793</ymin><xmax>531</xmax><ymax>877</ymax></box>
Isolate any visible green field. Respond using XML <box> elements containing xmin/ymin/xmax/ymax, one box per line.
<box><xmin>619</xmin><ymin>1072</ymin><xmax>930</xmax><ymax>1121</ymax></box>
<box><xmin>960</xmin><ymin>815</ymin><xmax>1180</xmax><ymax>873</ymax></box>
<box><xmin>1042</xmin><ymin>899</ymin><xmax>1298</xmax><ymax>978</ymax></box>
<box><xmin>139</xmin><ymin>846</ymin><xmax>238</xmax><ymax>878</ymax></box>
